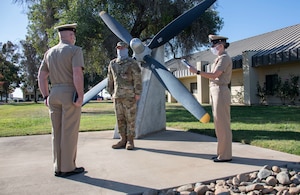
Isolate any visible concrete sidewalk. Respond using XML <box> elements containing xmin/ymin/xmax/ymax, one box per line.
<box><xmin>0</xmin><ymin>129</ymin><xmax>299</xmax><ymax>195</ymax></box>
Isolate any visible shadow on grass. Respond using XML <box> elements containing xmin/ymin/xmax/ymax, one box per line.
<box><xmin>166</xmin><ymin>107</ymin><xmax>212</xmax><ymax>122</ymax></box>
<box><xmin>230</xmin><ymin>105</ymin><xmax>300</xmax><ymax>124</ymax></box>
<box><xmin>81</xmin><ymin>111</ymin><xmax>115</xmax><ymax>115</ymax></box>
<box><xmin>7</xmin><ymin>102</ymin><xmax>42</xmax><ymax>106</ymax></box>
<box><xmin>81</xmin><ymin>101</ymin><xmax>114</xmax><ymax>115</ymax></box>
<box><xmin>167</xmin><ymin>105</ymin><xmax>300</xmax><ymax>124</ymax></box>
<box><xmin>166</xmin><ymin>105</ymin><xmax>300</xmax><ymax>124</ymax></box>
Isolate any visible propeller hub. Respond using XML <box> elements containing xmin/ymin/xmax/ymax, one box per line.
<box><xmin>130</xmin><ymin>38</ymin><xmax>144</xmax><ymax>53</ymax></box>
<box><xmin>130</xmin><ymin>38</ymin><xmax>151</xmax><ymax>62</ymax></box>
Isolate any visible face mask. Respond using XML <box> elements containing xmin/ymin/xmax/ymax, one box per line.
<box><xmin>70</xmin><ymin>32</ymin><xmax>76</xmax><ymax>45</ymax></box>
<box><xmin>117</xmin><ymin>48</ymin><xmax>129</xmax><ymax>60</ymax></box>
<box><xmin>210</xmin><ymin>44</ymin><xmax>219</xmax><ymax>55</ymax></box>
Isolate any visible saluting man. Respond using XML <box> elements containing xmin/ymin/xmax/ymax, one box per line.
<box><xmin>38</xmin><ymin>23</ymin><xmax>85</xmax><ymax>177</ymax></box>
<box><xmin>107</xmin><ymin>42</ymin><xmax>142</xmax><ymax>150</ymax></box>
<box><xmin>187</xmin><ymin>35</ymin><xmax>233</xmax><ymax>162</ymax></box>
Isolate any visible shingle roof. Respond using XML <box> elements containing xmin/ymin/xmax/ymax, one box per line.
<box><xmin>166</xmin><ymin>23</ymin><xmax>300</xmax><ymax>70</ymax></box>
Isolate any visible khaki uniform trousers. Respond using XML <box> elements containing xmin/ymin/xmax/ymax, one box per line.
<box><xmin>114</xmin><ymin>97</ymin><xmax>137</xmax><ymax>137</ymax></box>
<box><xmin>210</xmin><ymin>85</ymin><xmax>232</xmax><ymax>160</ymax></box>
<box><xmin>48</xmin><ymin>85</ymin><xmax>81</xmax><ymax>172</ymax></box>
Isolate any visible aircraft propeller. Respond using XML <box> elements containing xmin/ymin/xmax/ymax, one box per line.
<box><xmin>98</xmin><ymin>0</ymin><xmax>216</xmax><ymax>123</ymax></box>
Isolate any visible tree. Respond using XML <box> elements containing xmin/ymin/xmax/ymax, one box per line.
<box><xmin>275</xmin><ymin>75</ymin><xmax>300</xmax><ymax>105</ymax></box>
<box><xmin>15</xmin><ymin>0</ymin><xmax>223</xmax><ymax>91</ymax></box>
<box><xmin>289</xmin><ymin>74</ymin><xmax>300</xmax><ymax>105</ymax></box>
<box><xmin>256</xmin><ymin>81</ymin><xmax>267</xmax><ymax>105</ymax></box>
<box><xmin>20</xmin><ymin>39</ymin><xmax>42</xmax><ymax>103</ymax></box>
<box><xmin>0</xmin><ymin>41</ymin><xmax>21</xmax><ymax>102</ymax></box>
<box><xmin>98</xmin><ymin>0</ymin><xmax>223</xmax><ymax>58</ymax></box>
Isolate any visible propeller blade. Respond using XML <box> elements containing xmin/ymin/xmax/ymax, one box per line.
<box><xmin>148</xmin><ymin>0</ymin><xmax>216</xmax><ymax>49</ymax></box>
<box><xmin>144</xmin><ymin>55</ymin><xmax>210</xmax><ymax>123</ymax></box>
<box><xmin>82</xmin><ymin>78</ymin><xmax>108</xmax><ymax>106</ymax></box>
<box><xmin>99</xmin><ymin>11</ymin><xmax>133</xmax><ymax>44</ymax></box>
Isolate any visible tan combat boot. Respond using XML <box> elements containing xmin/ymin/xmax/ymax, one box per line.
<box><xmin>112</xmin><ymin>133</ymin><xmax>127</xmax><ymax>149</ymax></box>
<box><xmin>126</xmin><ymin>135</ymin><xmax>135</xmax><ymax>150</ymax></box>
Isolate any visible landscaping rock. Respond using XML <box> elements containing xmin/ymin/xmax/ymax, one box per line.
<box><xmin>156</xmin><ymin>163</ymin><xmax>300</xmax><ymax>195</ymax></box>
<box><xmin>276</xmin><ymin>171</ymin><xmax>291</xmax><ymax>185</ymax></box>
<box><xmin>266</xmin><ymin>176</ymin><xmax>277</xmax><ymax>186</ymax></box>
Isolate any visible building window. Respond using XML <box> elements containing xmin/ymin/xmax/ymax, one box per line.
<box><xmin>265</xmin><ymin>74</ymin><xmax>278</xmax><ymax>95</ymax></box>
<box><xmin>190</xmin><ymin>82</ymin><xmax>197</xmax><ymax>94</ymax></box>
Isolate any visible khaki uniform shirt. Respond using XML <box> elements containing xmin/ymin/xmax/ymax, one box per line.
<box><xmin>209</xmin><ymin>51</ymin><xmax>232</xmax><ymax>87</ymax></box>
<box><xmin>40</xmin><ymin>41</ymin><xmax>84</xmax><ymax>85</ymax></box>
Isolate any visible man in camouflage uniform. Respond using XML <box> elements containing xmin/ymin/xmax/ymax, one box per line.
<box><xmin>107</xmin><ymin>42</ymin><xmax>142</xmax><ymax>150</ymax></box>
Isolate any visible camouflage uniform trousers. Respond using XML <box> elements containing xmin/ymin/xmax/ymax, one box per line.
<box><xmin>114</xmin><ymin>97</ymin><xmax>137</xmax><ymax>137</ymax></box>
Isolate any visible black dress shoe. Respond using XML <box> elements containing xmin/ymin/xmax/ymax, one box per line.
<box><xmin>213</xmin><ymin>158</ymin><xmax>232</xmax><ymax>163</ymax></box>
<box><xmin>55</xmin><ymin>171</ymin><xmax>62</xmax><ymax>177</ymax></box>
<box><xmin>59</xmin><ymin>167</ymin><xmax>85</xmax><ymax>177</ymax></box>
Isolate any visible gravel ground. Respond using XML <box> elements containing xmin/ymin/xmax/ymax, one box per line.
<box><xmin>140</xmin><ymin>163</ymin><xmax>300</xmax><ymax>195</ymax></box>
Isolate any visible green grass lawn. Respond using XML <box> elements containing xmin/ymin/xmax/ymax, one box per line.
<box><xmin>0</xmin><ymin>101</ymin><xmax>299</xmax><ymax>155</ymax></box>
<box><xmin>0</xmin><ymin>101</ymin><xmax>116</xmax><ymax>136</ymax></box>
<box><xmin>166</xmin><ymin>104</ymin><xmax>300</xmax><ymax>155</ymax></box>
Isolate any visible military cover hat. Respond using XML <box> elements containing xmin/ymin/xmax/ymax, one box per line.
<box><xmin>208</xmin><ymin>34</ymin><xmax>230</xmax><ymax>48</ymax></box>
<box><xmin>115</xmin><ymin>42</ymin><xmax>128</xmax><ymax>49</ymax></box>
<box><xmin>54</xmin><ymin>23</ymin><xmax>77</xmax><ymax>32</ymax></box>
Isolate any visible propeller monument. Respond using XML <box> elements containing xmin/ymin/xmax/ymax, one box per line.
<box><xmin>83</xmin><ymin>0</ymin><xmax>216</xmax><ymax>124</ymax></box>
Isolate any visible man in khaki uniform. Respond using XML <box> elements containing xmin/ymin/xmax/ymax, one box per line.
<box><xmin>188</xmin><ymin>35</ymin><xmax>232</xmax><ymax>162</ymax></box>
<box><xmin>107</xmin><ymin>42</ymin><xmax>142</xmax><ymax>150</ymax></box>
<box><xmin>38</xmin><ymin>23</ymin><xmax>85</xmax><ymax>177</ymax></box>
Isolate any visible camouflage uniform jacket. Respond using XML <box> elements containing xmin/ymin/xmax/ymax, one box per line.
<box><xmin>107</xmin><ymin>57</ymin><xmax>142</xmax><ymax>98</ymax></box>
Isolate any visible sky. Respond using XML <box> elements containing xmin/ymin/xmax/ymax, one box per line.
<box><xmin>215</xmin><ymin>0</ymin><xmax>300</xmax><ymax>42</ymax></box>
<box><xmin>1</xmin><ymin>0</ymin><xmax>299</xmax><ymax>97</ymax></box>
<box><xmin>1</xmin><ymin>0</ymin><xmax>300</xmax><ymax>44</ymax></box>
<box><xmin>0</xmin><ymin>1</ymin><xmax>28</xmax><ymax>43</ymax></box>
